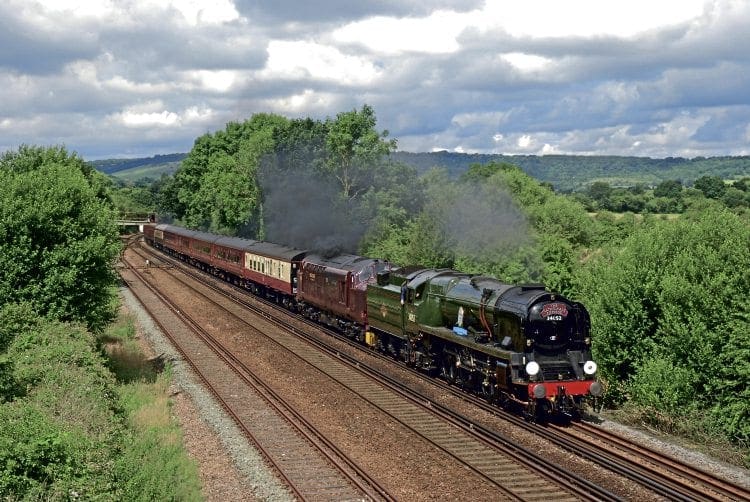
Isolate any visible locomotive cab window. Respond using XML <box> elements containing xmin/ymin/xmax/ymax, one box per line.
<box><xmin>414</xmin><ymin>283</ymin><xmax>426</xmax><ymax>301</ymax></box>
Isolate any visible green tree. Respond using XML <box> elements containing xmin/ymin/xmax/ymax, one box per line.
<box><xmin>733</xmin><ymin>178</ymin><xmax>749</xmax><ymax>192</ymax></box>
<box><xmin>0</xmin><ymin>146</ymin><xmax>120</xmax><ymax>331</ymax></box>
<box><xmin>587</xmin><ymin>181</ymin><xmax>613</xmax><ymax>207</ymax></box>
<box><xmin>693</xmin><ymin>175</ymin><xmax>727</xmax><ymax>199</ymax></box>
<box><xmin>608</xmin><ymin>192</ymin><xmax>646</xmax><ymax>213</ymax></box>
<box><xmin>722</xmin><ymin>186</ymin><xmax>749</xmax><ymax>208</ymax></box>
<box><xmin>654</xmin><ymin>179</ymin><xmax>683</xmax><ymax>198</ymax></box>
<box><xmin>576</xmin><ymin>204</ymin><xmax>750</xmax><ymax>441</ymax></box>
<box><xmin>270</xmin><ymin>117</ymin><xmax>328</xmax><ymax>174</ymax></box>
<box><xmin>170</xmin><ymin>114</ymin><xmax>288</xmax><ymax>231</ymax></box>
<box><xmin>645</xmin><ymin>196</ymin><xmax>683</xmax><ymax>214</ymax></box>
<box><xmin>459</xmin><ymin>161</ymin><xmax>517</xmax><ymax>183</ymax></box>
<box><xmin>357</xmin><ymin>161</ymin><xmax>423</xmax><ymax>261</ymax></box>
<box><xmin>324</xmin><ymin>104</ymin><xmax>397</xmax><ymax>200</ymax></box>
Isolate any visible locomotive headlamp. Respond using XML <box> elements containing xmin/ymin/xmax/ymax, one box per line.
<box><xmin>583</xmin><ymin>360</ymin><xmax>598</xmax><ymax>375</ymax></box>
<box><xmin>525</xmin><ymin>361</ymin><xmax>540</xmax><ymax>376</ymax></box>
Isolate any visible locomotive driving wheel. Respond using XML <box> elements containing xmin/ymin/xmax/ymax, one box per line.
<box><xmin>480</xmin><ymin>379</ymin><xmax>495</xmax><ymax>403</ymax></box>
<box><xmin>441</xmin><ymin>355</ymin><xmax>457</xmax><ymax>384</ymax></box>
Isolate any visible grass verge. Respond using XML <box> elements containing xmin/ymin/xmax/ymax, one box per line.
<box><xmin>102</xmin><ymin>313</ymin><xmax>203</xmax><ymax>500</ymax></box>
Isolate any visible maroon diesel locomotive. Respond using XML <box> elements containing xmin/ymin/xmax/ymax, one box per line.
<box><xmin>297</xmin><ymin>253</ymin><xmax>390</xmax><ymax>339</ymax></box>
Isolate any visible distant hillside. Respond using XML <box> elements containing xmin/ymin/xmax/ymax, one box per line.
<box><xmin>89</xmin><ymin>153</ymin><xmax>187</xmax><ymax>175</ymax></box>
<box><xmin>88</xmin><ymin>153</ymin><xmax>186</xmax><ymax>184</ymax></box>
<box><xmin>90</xmin><ymin>151</ymin><xmax>750</xmax><ymax>191</ymax></box>
<box><xmin>392</xmin><ymin>152</ymin><xmax>750</xmax><ymax>191</ymax></box>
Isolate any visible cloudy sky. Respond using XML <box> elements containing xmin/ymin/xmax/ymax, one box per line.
<box><xmin>1</xmin><ymin>0</ymin><xmax>749</xmax><ymax>160</ymax></box>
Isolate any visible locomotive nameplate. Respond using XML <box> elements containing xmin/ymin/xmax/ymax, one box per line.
<box><xmin>541</xmin><ymin>302</ymin><xmax>568</xmax><ymax>321</ymax></box>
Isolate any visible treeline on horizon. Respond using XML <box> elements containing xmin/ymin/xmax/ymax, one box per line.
<box><xmin>92</xmin><ymin>149</ymin><xmax>750</xmax><ymax>192</ymax></box>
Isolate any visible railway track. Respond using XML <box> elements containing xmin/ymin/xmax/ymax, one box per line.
<box><xmin>130</xmin><ymin>239</ymin><xmax>750</xmax><ymax>501</ymax></box>
<box><xmin>559</xmin><ymin>421</ymin><xmax>750</xmax><ymax>501</ymax></box>
<box><xmin>120</xmin><ymin>251</ymin><xmax>391</xmax><ymax>501</ymax></box>
<box><xmin>127</xmin><ymin>241</ymin><xmax>615</xmax><ymax>501</ymax></box>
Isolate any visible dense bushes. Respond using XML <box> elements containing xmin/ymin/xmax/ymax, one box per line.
<box><xmin>0</xmin><ymin>145</ymin><xmax>202</xmax><ymax>499</ymax></box>
<box><xmin>0</xmin><ymin>305</ymin><xmax>202</xmax><ymax>499</ymax></box>
<box><xmin>0</xmin><ymin>146</ymin><xmax>121</xmax><ymax>332</ymax></box>
<box><xmin>0</xmin><ymin>306</ymin><xmax>123</xmax><ymax>497</ymax></box>
<box><xmin>576</xmin><ymin>204</ymin><xmax>750</xmax><ymax>442</ymax></box>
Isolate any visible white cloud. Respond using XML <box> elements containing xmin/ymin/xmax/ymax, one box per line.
<box><xmin>262</xmin><ymin>41</ymin><xmax>381</xmax><ymax>85</ymax></box>
<box><xmin>188</xmin><ymin>70</ymin><xmax>237</xmax><ymax>92</ymax></box>
<box><xmin>333</xmin><ymin>10</ymin><xmax>466</xmax><ymax>54</ymax></box>
<box><xmin>517</xmin><ymin>135</ymin><xmax>532</xmax><ymax>149</ymax></box>
<box><xmin>111</xmin><ymin>105</ymin><xmax>214</xmax><ymax>128</ymax></box>
<box><xmin>331</xmin><ymin>0</ymin><xmax>708</xmax><ymax>57</ymax></box>
<box><xmin>31</xmin><ymin>0</ymin><xmax>115</xmax><ymax>19</ymax></box>
<box><xmin>481</xmin><ymin>0</ymin><xmax>707</xmax><ymax>38</ymax></box>
<box><xmin>1</xmin><ymin>0</ymin><xmax>748</xmax><ymax>159</ymax></box>
<box><xmin>166</xmin><ymin>0</ymin><xmax>240</xmax><ymax>25</ymax></box>
<box><xmin>263</xmin><ymin>89</ymin><xmax>337</xmax><ymax>114</ymax></box>
<box><xmin>14</xmin><ymin>0</ymin><xmax>240</xmax><ymax>26</ymax></box>
<box><xmin>501</xmin><ymin>53</ymin><xmax>551</xmax><ymax>73</ymax></box>
<box><xmin>541</xmin><ymin>143</ymin><xmax>558</xmax><ymax>154</ymax></box>
<box><xmin>120</xmin><ymin>110</ymin><xmax>180</xmax><ymax>127</ymax></box>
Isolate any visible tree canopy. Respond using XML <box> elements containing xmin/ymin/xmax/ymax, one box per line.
<box><xmin>165</xmin><ymin>106</ymin><xmax>399</xmax><ymax>246</ymax></box>
<box><xmin>0</xmin><ymin>145</ymin><xmax>120</xmax><ymax>332</ymax></box>
<box><xmin>324</xmin><ymin>104</ymin><xmax>397</xmax><ymax>200</ymax></box>
<box><xmin>576</xmin><ymin>204</ymin><xmax>750</xmax><ymax>441</ymax></box>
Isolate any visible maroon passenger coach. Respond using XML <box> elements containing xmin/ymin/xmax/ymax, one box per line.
<box><xmin>144</xmin><ymin>223</ymin><xmax>307</xmax><ymax>296</ymax></box>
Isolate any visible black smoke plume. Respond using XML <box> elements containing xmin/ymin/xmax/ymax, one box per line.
<box><xmin>258</xmin><ymin>163</ymin><xmax>366</xmax><ymax>257</ymax></box>
<box><xmin>440</xmin><ymin>181</ymin><xmax>530</xmax><ymax>258</ymax></box>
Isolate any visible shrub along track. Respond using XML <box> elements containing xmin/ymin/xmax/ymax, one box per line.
<box><xmin>124</xmin><ymin>242</ymin><xmax>617</xmax><ymax>501</ymax></box>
